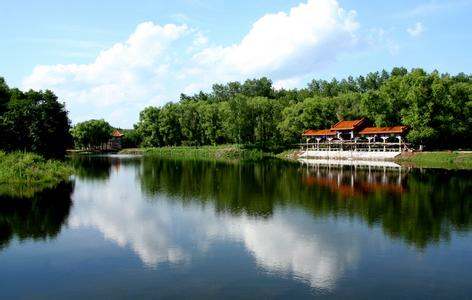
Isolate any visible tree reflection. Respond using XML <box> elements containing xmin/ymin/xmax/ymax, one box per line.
<box><xmin>71</xmin><ymin>155</ymin><xmax>112</xmax><ymax>181</ymax></box>
<box><xmin>71</xmin><ymin>155</ymin><xmax>138</xmax><ymax>181</ymax></box>
<box><xmin>139</xmin><ymin>158</ymin><xmax>472</xmax><ymax>249</ymax></box>
<box><xmin>0</xmin><ymin>181</ymin><xmax>74</xmax><ymax>250</ymax></box>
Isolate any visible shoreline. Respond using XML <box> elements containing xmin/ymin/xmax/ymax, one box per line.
<box><xmin>0</xmin><ymin>151</ymin><xmax>73</xmax><ymax>197</ymax></box>
<box><xmin>119</xmin><ymin>146</ymin><xmax>472</xmax><ymax>170</ymax></box>
<box><xmin>119</xmin><ymin>145</ymin><xmax>268</xmax><ymax>162</ymax></box>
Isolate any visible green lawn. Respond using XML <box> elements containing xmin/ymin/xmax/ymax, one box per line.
<box><xmin>0</xmin><ymin>151</ymin><xmax>73</xmax><ymax>197</ymax></box>
<box><xmin>396</xmin><ymin>151</ymin><xmax>472</xmax><ymax>169</ymax></box>
<box><xmin>120</xmin><ymin>145</ymin><xmax>267</xmax><ymax>161</ymax></box>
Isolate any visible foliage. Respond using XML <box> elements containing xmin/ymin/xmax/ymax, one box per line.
<box><xmin>71</xmin><ymin>119</ymin><xmax>113</xmax><ymax>150</ymax></box>
<box><xmin>0</xmin><ymin>151</ymin><xmax>73</xmax><ymax>197</ymax></box>
<box><xmin>120</xmin><ymin>128</ymin><xmax>142</xmax><ymax>149</ymax></box>
<box><xmin>141</xmin><ymin>145</ymin><xmax>265</xmax><ymax>161</ymax></box>
<box><xmin>0</xmin><ymin>80</ymin><xmax>72</xmax><ymax>158</ymax></box>
<box><xmin>135</xmin><ymin>69</ymin><xmax>472</xmax><ymax>150</ymax></box>
<box><xmin>134</xmin><ymin>106</ymin><xmax>162</xmax><ymax>147</ymax></box>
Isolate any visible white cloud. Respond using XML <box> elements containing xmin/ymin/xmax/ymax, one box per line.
<box><xmin>22</xmin><ymin>0</ymin><xmax>363</xmax><ymax>127</ymax></box>
<box><xmin>193</xmin><ymin>0</ymin><xmax>359</xmax><ymax>78</ymax></box>
<box><xmin>273</xmin><ymin>77</ymin><xmax>303</xmax><ymax>90</ymax></box>
<box><xmin>407</xmin><ymin>22</ymin><xmax>425</xmax><ymax>37</ymax></box>
<box><xmin>23</xmin><ymin>22</ymin><xmax>189</xmax><ymax>127</ymax></box>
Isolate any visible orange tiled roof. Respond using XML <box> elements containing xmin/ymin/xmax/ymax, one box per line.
<box><xmin>358</xmin><ymin>126</ymin><xmax>408</xmax><ymax>135</ymax></box>
<box><xmin>331</xmin><ymin>118</ymin><xmax>366</xmax><ymax>130</ymax></box>
<box><xmin>112</xmin><ymin>130</ymin><xmax>124</xmax><ymax>137</ymax></box>
<box><xmin>302</xmin><ymin>129</ymin><xmax>336</xmax><ymax>136</ymax></box>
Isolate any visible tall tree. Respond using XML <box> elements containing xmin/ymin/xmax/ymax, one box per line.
<box><xmin>71</xmin><ymin>119</ymin><xmax>112</xmax><ymax>150</ymax></box>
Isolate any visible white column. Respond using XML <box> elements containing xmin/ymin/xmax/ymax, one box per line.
<box><xmin>316</xmin><ymin>137</ymin><xmax>321</xmax><ymax>150</ymax></box>
<box><xmin>367</xmin><ymin>136</ymin><xmax>373</xmax><ymax>151</ymax></box>
<box><xmin>397</xmin><ymin>135</ymin><xmax>402</xmax><ymax>151</ymax></box>
<box><xmin>381</xmin><ymin>136</ymin><xmax>388</xmax><ymax>152</ymax></box>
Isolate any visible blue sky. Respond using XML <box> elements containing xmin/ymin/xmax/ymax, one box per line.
<box><xmin>1</xmin><ymin>0</ymin><xmax>471</xmax><ymax>127</ymax></box>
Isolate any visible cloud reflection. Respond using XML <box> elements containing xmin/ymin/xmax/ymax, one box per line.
<box><xmin>69</xmin><ymin>166</ymin><xmax>360</xmax><ymax>290</ymax></box>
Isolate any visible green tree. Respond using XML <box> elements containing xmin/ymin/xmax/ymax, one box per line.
<box><xmin>135</xmin><ymin>107</ymin><xmax>162</xmax><ymax>147</ymax></box>
<box><xmin>0</xmin><ymin>86</ymin><xmax>72</xmax><ymax>157</ymax></box>
<box><xmin>71</xmin><ymin>119</ymin><xmax>112</xmax><ymax>150</ymax></box>
<box><xmin>159</xmin><ymin>103</ymin><xmax>182</xmax><ymax>146</ymax></box>
<box><xmin>179</xmin><ymin>101</ymin><xmax>205</xmax><ymax>146</ymax></box>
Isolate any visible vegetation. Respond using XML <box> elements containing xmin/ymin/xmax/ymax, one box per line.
<box><xmin>133</xmin><ymin>68</ymin><xmax>472</xmax><ymax>151</ymax></box>
<box><xmin>120</xmin><ymin>128</ymin><xmax>142</xmax><ymax>149</ymax></box>
<box><xmin>397</xmin><ymin>151</ymin><xmax>472</xmax><ymax>169</ymax></box>
<box><xmin>120</xmin><ymin>145</ymin><xmax>266</xmax><ymax>161</ymax></box>
<box><xmin>0</xmin><ymin>77</ymin><xmax>72</xmax><ymax>158</ymax></box>
<box><xmin>70</xmin><ymin>119</ymin><xmax>113</xmax><ymax>150</ymax></box>
<box><xmin>0</xmin><ymin>151</ymin><xmax>73</xmax><ymax>197</ymax></box>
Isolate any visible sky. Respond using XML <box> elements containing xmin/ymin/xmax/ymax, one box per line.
<box><xmin>1</xmin><ymin>0</ymin><xmax>471</xmax><ymax>128</ymax></box>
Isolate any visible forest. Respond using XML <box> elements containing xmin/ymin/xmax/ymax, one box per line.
<box><xmin>134</xmin><ymin>68</ymin><xmax>472</xmax><ymax>151</ymax></box>
<box><xmin>1</xmin><ymin>67</ymin><xmax>471</xmax><ymax>154</ymax></box>
<box><xmin>0</xmin><ymin>77</ymin><xmax>72</xmax><ymax>157</ymax></box>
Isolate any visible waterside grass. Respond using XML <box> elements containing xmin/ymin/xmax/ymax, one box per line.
<box><xmin>396</xmin><ymin>151</ymin><xmax>472</xmax><ymax>170</ymax></box>
<box><xmin>120</xmin><ymin>145</ymin><xmax>267</xmax><ymax>161</ymax></box>
<box><xmin>0</xmin><ymin>151</ymin><xmax>73</xmax><ymax>197</ymax></box>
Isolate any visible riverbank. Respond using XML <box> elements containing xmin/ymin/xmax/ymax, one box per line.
<box><xmin>395</xmin><ymin>151</ymin><xmax>472</xmax><ymax>169</ymax></box>
<box><xmin>119</xmin><ymin>145</ymin><xmax>267</xmax><ymax>161</ymax></box>
<box><xmin>0</xmin><ymin>151</ymin><xmax>73</xmax><ymax>197</ymax></box>
<box><xmin>121</xmin><ymin>147</ymin><xmax>472</xmax><ymax>169</ymax></box>
<box><xmin>277</xmin><ymin>149</ymin><xmax>472</xmax><ymax>169</ymax></box>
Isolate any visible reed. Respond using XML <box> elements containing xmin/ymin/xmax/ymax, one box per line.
<box><xmin>0</xmin><ymin>151</ymin><xmax>73</xmax><ymax>197</ymax></box>
<box><xmin>121</xmin><ymin>145</ymin><xmax>267</xmax><ymax>161</ymax></box>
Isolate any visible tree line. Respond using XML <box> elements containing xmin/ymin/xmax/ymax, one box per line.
<box><xmin>2</xmin><ymin>67</ymin><xmax>471</xmax><ymax>154</ymax></box>
<box><xmin>0</xmin><ymin>78</ymin><xmax>72</xmax><ymax>157</ymax></box>
<box><xmin>133</xmin><ymin>68</ymin><xmax>472</xmax><ymax>150</ymax></box>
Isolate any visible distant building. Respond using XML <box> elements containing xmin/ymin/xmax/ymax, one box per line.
<box><xmin>109</xmin><ymin>130</ymin><xmax>124</xmax><ymax>150</ymax></box>
<box><xmin>302</xmin><ymin>118</ymin><xmax>408</xmax><ymax>144</ymax></box>
<box><xmin>300</xmin><ymin>119</ymin><xmax>409</xmax><ymax>159</ymax></box>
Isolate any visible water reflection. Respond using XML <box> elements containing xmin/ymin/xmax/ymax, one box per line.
<box><xmin>0</xmin><ymin>182</ymin><xmax>74</xmax><ymax>250</ymax></box>
<box><xmin>301</xmin><ymin>164</ymin><xmax>406</xmax><ymax>196</ymax></box>
<box><xmin>137</xmin><ymin>158</ymin><xmax>472</xmax><ymax>248</ymax></box>
<box><xmin>67</xmin><ymin>156</ymin><xmax>472</xmax><ymax>291</ymax></box>
<box><xmin>69</xmin><ymin>162</ymin><xmax>360</xmax><ymax>290</ymax></box>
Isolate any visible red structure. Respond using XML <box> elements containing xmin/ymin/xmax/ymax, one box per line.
<box><xmin>303</xmin><ymin>119</ymin><xmax>408</xmax><ymax>143</ymax></box>
<box><xmin>109</xmin><ymin>130</ymin><xmax>124</xmax><ymax>150</ymax></box>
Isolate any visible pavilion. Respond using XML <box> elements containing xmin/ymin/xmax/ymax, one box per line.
<box><xmin>301</xmin><ymin>119</ymin><xmax>409</xmax><ymax>157</ymax></box>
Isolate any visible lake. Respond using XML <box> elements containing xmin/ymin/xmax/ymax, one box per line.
<box><xmin>1</xmin><ymin>155</ymin><xmax>471</xmax><ymax>299</ymax></box>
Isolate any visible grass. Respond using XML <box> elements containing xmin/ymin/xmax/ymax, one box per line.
<box><xmin>275</xmin><ymin>149</ymin><xmax>303</xmax><ymax>161</ymax></box>
<box><xmin>395</xmin><ymin>151</ymin><xmax>472</xmax><ymax>169</ymax></box>
<box><xmin>122</xmin><ymin>146</ymin><xmax>472</xmax><ymax>169</ymax></box>
<box><xmin>0</xmin><ymin>151</ymin><xmax>73</xmax><ymax>197</ymax></box>
<box><xmin>120</xmin><ymin>145</ymin><xmax>267</xmax><ymax>161</ymax></box>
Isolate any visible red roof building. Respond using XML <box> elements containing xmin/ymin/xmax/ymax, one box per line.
<box><xmin>302</xmin><ymin>129</ymin><xmax>336</xmax><ymax>137</ymax></box>
<box><xmin>331</xmin><ymin>118</ymin><xmax>366</xmax><ymax>131</ymax></box>
<box><xmin>301</xmin><ymin>119</ymin><xmax>408</xmax><ymax>141</ymax></box>
<box><xmin>358</xmin><ymin>126</ymin><xmax>408</xmax><ymax>135</ymax></box>
<box><xmin>112</xmin><ymin>130</ymin><xmax>124</xmax><ymax>138</ymax></box>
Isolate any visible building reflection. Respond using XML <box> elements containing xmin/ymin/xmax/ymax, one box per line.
<box><xmin>300</xmin><ymin>159</ymin><xmax>408</xmax><ymax>196</ymax></box>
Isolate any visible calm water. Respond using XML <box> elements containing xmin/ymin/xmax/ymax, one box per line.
<box><xmin>1</xmin><ymin>156</ymin><xmax>471</xmax><ymax>299</ymax></box>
